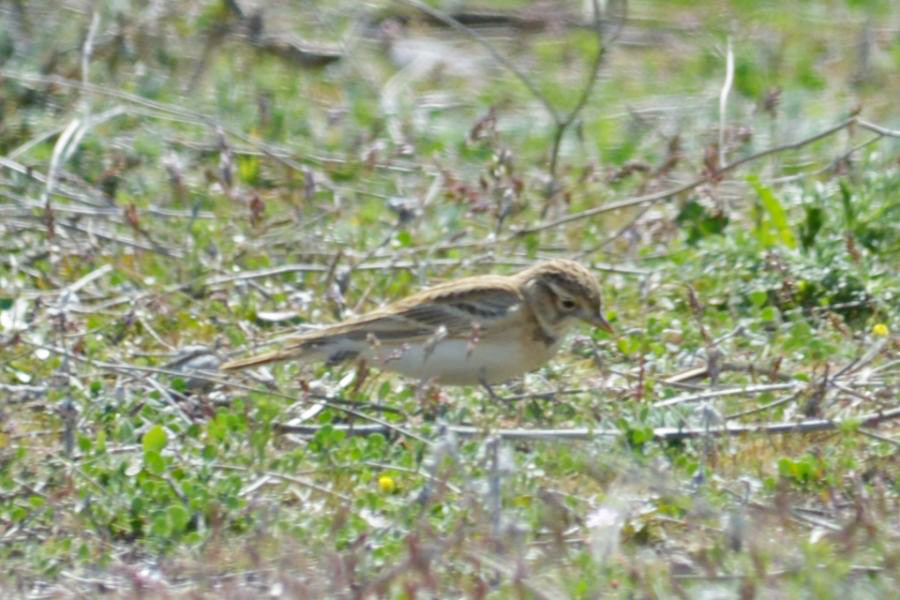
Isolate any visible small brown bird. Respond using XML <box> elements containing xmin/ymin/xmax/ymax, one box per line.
<box><xmin>221</xmin><ymin>259</ymin><xmax>613</xmax><ymax>385</ymax></box>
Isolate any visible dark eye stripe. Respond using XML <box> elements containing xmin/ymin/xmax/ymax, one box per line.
<box><xmin>547</xmin><ymin>273</ymin><xmax>587</xmax><ymax>295</ymax></box>
<box><xmin>542</xmin><ymin>273</ymin><xmax>598</xmax><ymax>305</ymax></box>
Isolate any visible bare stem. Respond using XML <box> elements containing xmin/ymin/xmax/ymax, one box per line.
<box><xmin>275</xmin><ymin>405</ymin><xmax>900</xmax><ymax>441</ymax></box>
<box><xmin>518</xmin><ymin>115</ymin><xmax>891</xmax><ymax>235</ymax></box>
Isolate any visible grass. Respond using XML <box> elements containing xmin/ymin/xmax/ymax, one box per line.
<box><xmin>0</xmin><ymin>0</ymin><xmax>898</xmax><ymax>597</ymax></box>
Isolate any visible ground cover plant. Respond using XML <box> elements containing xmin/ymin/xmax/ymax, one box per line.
<box><xmin>1</xmin><ymin>0</ymin><xmax>898</xmax><ymax>597</ymax></box>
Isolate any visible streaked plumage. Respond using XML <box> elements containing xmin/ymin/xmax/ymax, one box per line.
<box><xmin>221</xmin><ymin>259</ymin><xmax>613</xmax><ymax>385</ymax></box>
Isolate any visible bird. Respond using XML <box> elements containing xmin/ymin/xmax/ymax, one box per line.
<box><xmin>220</xmin><ymin>259</ymin><xmax>613</xmax><ymax>385</ymax></box>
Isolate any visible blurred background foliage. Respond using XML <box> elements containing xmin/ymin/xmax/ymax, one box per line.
<box><xmin>0</xmin><ymin>0</ymin><xmax>898</xmax><ymax>597</ymax></box>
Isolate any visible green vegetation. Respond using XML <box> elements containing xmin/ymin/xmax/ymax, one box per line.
<box><xmin>1</xmin><ymin>0</ymin><xmax>897</xmax><ymax>597</ymax></box>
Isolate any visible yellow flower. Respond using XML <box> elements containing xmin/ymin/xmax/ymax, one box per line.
<box><xmin>378</xmin><ymin>475</ymin><xmax>396</xmax><ymax>493</ymax></box>
<box><xmin>871</xmin><ymin>323</ymin><xmax>889</xmax><ymax>337</ymax></box>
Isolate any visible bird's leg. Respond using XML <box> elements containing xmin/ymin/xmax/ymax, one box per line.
<box><xmin>480</xmin><ymin>379</ymin><xmax>498</xmax><ymax>400</ymax></box>
<box><xmin>479</xmin><ymin>378</ymin><xmax>514</xmax><ymax>409</ymax></box>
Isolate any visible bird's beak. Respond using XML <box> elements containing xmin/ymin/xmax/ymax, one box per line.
<box><xmin>583</xmin><ymin>311</ymin><xmax>614</xmax><ymax>334</ymax></box>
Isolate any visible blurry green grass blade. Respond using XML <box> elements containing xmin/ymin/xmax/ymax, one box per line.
<box><xmin>748</xmin><ymin>175</ymin><xmax>796</xmax><ymax>249</ymax></box>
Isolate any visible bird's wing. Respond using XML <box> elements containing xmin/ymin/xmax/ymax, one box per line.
<box><xmin>319</xmin><ymin>279</ymin><xmax>525</xmax><ymax>343</ymax></box>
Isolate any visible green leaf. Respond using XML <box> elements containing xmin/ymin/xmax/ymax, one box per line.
<box><xmin>628</xmin><ymin>426</ymin><xmax>653</xmax><ymax>447</ymax></box>
<box><xmin>676</xmin><ymin>201</ymin><xmax>729</xmax><ymax>245</ymax></box>
<box><xmin>523</xmin><ymin>233</ymin><xmax>540</xmax><ymax>258</ymax></box>
<box><xmin>799</xmin><ymin>205</ymin><xmax>824</xmax><ymax>250</ymax></box>
<box><xmin>749</xmin><ymin>289</ymin><xmax>768</xmax><ymax>308</ymax></box>
<box><xmin>150</xmin><ymin>511</ymin><xmax>170</xmax><ymax>536</ymax></box>
<box><xmin>144</xmin><ymin>450</ymin><xmax>165</xmax><ymax>474</ymax></box>
<box><xmin>395</xmin><ymin>230</ymin><xmax>412</xmax><ymax>247</ymax></box>
<box><xmin>748</xmin><ymin>175</ymin><xmax>796</xmax><ymax>249</ymax></box>
<box><xmin>839</xmin><ymin>179</ymin><xmax>855</xmax><ymax>227</ymax></box>
<box><xmin>202</xmin><ymin>444</ymin><xmax>217</xmax><ymax>461</ymax></box>
<box><xmin>237</xmin><ymin>155</ymin><xmax>260</xmax><ymax>185</ymax></box>
<box><xmin>143</xmin><ymin>426</ymin><xmax>168</xmax><ymax>453</ymax></box>
<box><xmin>167</xmin><ymin>504</ymin><xmax>189</xmax><ymax>532</ymax></box>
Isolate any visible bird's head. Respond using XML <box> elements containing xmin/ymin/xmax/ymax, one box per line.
<box><xmin>518</xmin><ymin>259</ymin><xmax>613</xmax><ymax>336</ymax></box>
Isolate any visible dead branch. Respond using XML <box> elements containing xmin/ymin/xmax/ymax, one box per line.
<box><xmin>517</xmin><ymin>115</ymin><xmax>894</xmax><ymax>235</ymax></box>
<box><xmin>275</xmin><ymin>406</ymin><xmax>900</xmax><ymax>442</ymax></box>
<box><xmin>20</xmin><ymin>340</ymin><xmax>432</xmax><ymax>446</ymax></box>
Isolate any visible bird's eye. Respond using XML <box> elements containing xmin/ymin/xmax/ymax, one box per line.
<box><xmin>559</xmin><ymin>298</ymin><xmax>577</xmax><ymax>311</ymax></box>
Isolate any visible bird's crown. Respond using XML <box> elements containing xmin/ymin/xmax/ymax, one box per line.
<box><xmin>518</xmin><ymin>259</ymin><xmax>602</xmax><ymax>304</ymax></box>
